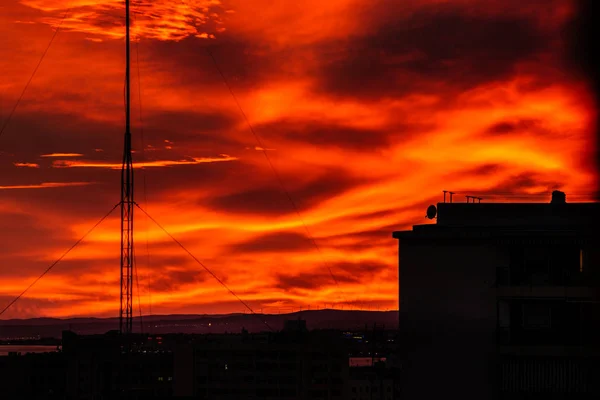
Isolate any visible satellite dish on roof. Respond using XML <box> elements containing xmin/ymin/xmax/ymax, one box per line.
<box><xmin>426</xmin><ymin>204</ymin><xmax>437</xmax><ymax>219</ymax></box>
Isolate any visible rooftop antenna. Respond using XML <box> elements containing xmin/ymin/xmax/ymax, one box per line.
<box><xmin>120</xmin><ymin>0</ymin><xmax>134</xmax><ymax>336</ymax></box>
<box><xmin>449</xmin><ymin>192</ymin><xmax>454</xmax><ymax>203</ymax></box>
<box><xmin>476</xmin><ymin>197</ymin><xmax>482</xmax><ymax>203</ymax></box>
<box><xmin>443</xmin><ymin>190</ymin><xmax>448</xmax><ymax>203</ymax></box>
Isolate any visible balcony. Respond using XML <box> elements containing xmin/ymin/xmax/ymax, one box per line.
<box><xmin>495</xmin><ymin>286</ymin><xmax>597</xmax><ymax>299</ymax></box>
<box><xmin>496</xmin><ymin>343</ymin><xmax>599</xmax><ymax>356</ymax></box>
<box><xmin>496</xmin><ymin>246</ymin><xmax>600</xmax><ymax>289</ymax></box>
<box><xmin>496</xmin><ymin>300</ymin><xmax>600</xmax><ymax>347</ymax></box>
<box><xmin>498</xmin><ymin>355</ymin><xmax>600</xmax><ymax>396</ymax></box>
<box><xmin>496</xmin><ymin>264</ymin><xmax>599</xmax><ymax>289</ymax></box>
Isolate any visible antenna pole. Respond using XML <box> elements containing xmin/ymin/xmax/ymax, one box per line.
<box><xmin>120</xmin><ymin>0</ymin><xmax>134</xmax><ymax>336</ymax></box>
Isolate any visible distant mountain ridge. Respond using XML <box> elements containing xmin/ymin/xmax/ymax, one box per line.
<box><xmin>0</xmin><ymin>310</ymin><xmax>399</xmax><ymax>338</ymax></box>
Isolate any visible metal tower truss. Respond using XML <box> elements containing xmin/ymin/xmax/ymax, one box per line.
<box><xmin>120</xmin><ymin>0</ymin><xmax>134</xmax><ymax>336</ymax></box>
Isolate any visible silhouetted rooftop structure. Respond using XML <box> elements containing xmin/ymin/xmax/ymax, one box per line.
<box><xmin>395</xmin><ymin>191</ymin><xmax>599</xmax><ymax>236</ymax></box>
<box><xmin>392</xmin><ymin>191</ymin><xmax>600</xmax><ymax>400</ymax></box>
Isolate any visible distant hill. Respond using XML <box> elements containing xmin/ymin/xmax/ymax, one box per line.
<box><xmin>0</xmin><ymin>310</ymin><xmax>398</xmax><ymax>338</ymax></box>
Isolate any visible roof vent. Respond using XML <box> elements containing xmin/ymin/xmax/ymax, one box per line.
<box><xmin>551</xmin><ymin>190</ymin><xmax>566</xmax><ymax>204</ymax></box>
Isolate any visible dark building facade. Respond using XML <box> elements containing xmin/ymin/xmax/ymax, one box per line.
<box><xmin>173</xmin><ymin>330</ymin><xmax>349</xmax><ymax>399</ymax></box>
<box><xmin>0</xmin><ymin>351</ymin><xmax>66</xmax><ymax>398</ymax></box>
<box><xmin>393</xmin><ymin>192</ymin><xmax>600</xmax><ymax>400</ymax></box>
<box><xmin>62</xmin><ymin>330</ymin><xmax>174</xmax><ymax>399</ymax></box>
<box><xmin>173</xmin><ymin>326</ymin><xmax>401</xmax><ymax>399</ymax></box>
<box><xmin>0</xmin><ymin>325</ymin><xmax>400</xmax><ymax>399</ymax></box>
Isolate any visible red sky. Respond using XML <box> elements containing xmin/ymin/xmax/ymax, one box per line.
<box><xmin>0</xmin><ymin>0</ymin><xmax>597</xmax><ymax>319</ymax></box>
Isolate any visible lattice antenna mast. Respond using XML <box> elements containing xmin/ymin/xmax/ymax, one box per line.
<box><xmin>120</xmin><ymin>0</ymin><xmax>134</xmax><ymax>336</ymax></box>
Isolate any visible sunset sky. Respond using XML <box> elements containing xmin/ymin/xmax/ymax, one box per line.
<box><xmin>0</xmin><ymin>0</ymin><xmax>598</xmax><ymax>319</ymax></box>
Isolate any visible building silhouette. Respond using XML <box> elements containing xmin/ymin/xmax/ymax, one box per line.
<box><xmin>393</xmin><ymin>191</ymin><xmax>600</xmax><ymax>399</ymax></box>
<box><xmin>0</xmin><ymin>321</ymin><xmax>400</xmax><ymax>399</ymax></box>
<box><xmin>174</xmin><ymin>329</ymin><xmax>348</xmax><ymax>398</ymax></box>
<box><xmin>62</xmin><ymin>330</ymin><xmax>174</xmax><ymax>398</ymax></box>
<box><xmin>0</xmin><ymin>351</ymin><xmax>66</xmax><ymax>398</ymax></box>
<box><xmin>173</xmin><ymin>322</ymin><xmax>400</xmax><ymax>399</ymax></box>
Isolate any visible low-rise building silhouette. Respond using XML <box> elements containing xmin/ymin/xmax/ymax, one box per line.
<box><xmin>0</xmin><ymin>321</ymin><xmax>400</xmax><ymax>399</ymax></box>
<box><xmin>173</xmin><ymin>329</ymin><xmax>349</xmax><ymax>399</ymax></box>
<box><xmin>0</xmin><ymin>351</ymin><xmax>66</xmax><ymax>398</ymax></box>
<box><xmin>62</xmin><ymin>330</ymin><xmax>174</xmax><ymax>398</ymax></box>
<box><xmin>393</xmin><ymin>191</ymin><xmax>600</xmax><ymax>399</ymax></box>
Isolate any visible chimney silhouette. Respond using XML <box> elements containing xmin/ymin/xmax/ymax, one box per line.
<box><xmin>551</xmin><ymin>190</ymin><xmax>566</xmax><ymax>204</ymax></box>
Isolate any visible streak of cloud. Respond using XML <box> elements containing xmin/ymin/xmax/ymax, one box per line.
<box><xmin>0</xmin><ymin>182</ymin><xmax>93</xmax><ymax>190</ymax></box>
<box><xmin>51</xmin><ymin>155</ymin><xmax>238</xmax><ymax>169</ymax></box>
<box><xmin>40</xmin><ymin>152</ymin><xmax>84</xmax><ymax>157</ymax></box>
<box><xmin>13</xmin><ymin>162</ymin><xmax>40</xmax><ymax>168</ymax></box>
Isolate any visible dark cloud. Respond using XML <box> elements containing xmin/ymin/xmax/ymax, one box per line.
<box><xmin>275</xmin><ymin>272</ymin><xmax>357</xmax><ymax>291</ymax></box>
<box><xmin>2</xmin><ymin>107</ymin><xmax>240</xmax><ymax>166</ymax></box>
<box><xmin>148</xmin><ymin>268</ymin><xmax>207</xmax><ymax>292</ymax></box>
<box><xmin>486</xmin><ymin>119</ymin><xmax>540</xmax><ymax>135</ymax></box>
<box><xmin>467</xmin><ymin>163</ymin><xmax>503</xmax><ymax>177</ymax></box>
<box><xmin>331</xmin><ymin>260</ymin><xmax>389</xmax><ymax>276</ymax></box>
<box><xmin>0</xmin><ymin>212</ymin><xmax>72</xmax><ymax>259</ymax></box>
<box><xmin>0</xmin><ymin>296</ymin><xmax>67</xmax><ymax>320</ymax></box>
<box><xmin>490</xmin><ymin>173</ymin><xmax>561</xmax><ymax>194</ymax></box>
<box><xmin>254</xmin><ymin>119</ymin><xmax>391</xmax><ymax>150</ymax></box>
<box><xmin>315</xmin><ymin>11</ymin><xmax>548</xmax><ymax>99</ymax></box>
<box><xmin>562</xmin><ymin>0</ymin><xmax>600</xmax><ymax>196</ymax></box>
<box><xmin>204</xmin><ymin>40</ymin><xmax>299</xmax><ymax>91</ymax></box>
<box><xmin>319</xmin><ymin>226</ymin><xmax>399</xmax><ymax>252</ymax></box>
<box><xmin>322</xmin><ymin>225</ymin><xmax>398</xmax><ymax>243</ymax></box>
<box><xmin>0</xmin><ymin>188</ymin><xmax>120</xmax><ymax>234</ymax></box>
<box><xmin>139</xmin><ymin>158</ymin><xmax>265</xmax><ymax>205</ymax></box>
<box><xmin>452</xmin><ymin>172</ymin><xmax>568</xmax><ymax>201</ymax></box>
<box><xmin>2</xmin><ymin>111</ymin><xmax>121</xmax><ymax>160</ymax></box>
<box><xmin>138</xmin><ymin>109</ymin><xmax>239</xmax><ymax>150</ymax></box>
<box><xmin>276</xmin><ymin>260</ymin><xmax>389</xmax><ymax>291</ymax></box>
<box><xmin>144</xmin><ymin>36</ymin><xmax>292</xmax><ymax>93</ymax></box>
<box><xmin>232</xmin><ymin>231</ymin><xmax>313</xmax><ymax>253</ymax></box>
<box><xmin>0</xmin><ymin>110</ymin><xmax>124</xmax><ymax>219</ymax></box>
<box><xmin>206</xmin><ymin>168</ymin><xmax>366</xmax><ymax>215</ymax></box>
<box><xmin>0</xmin><ymin>292</ymin><xmax>116</xmax><ymax>320</ymax></box>
<box><xmin>54</xmin><ymin>261</ymin><xmax>116</xmax><ymax>286</ymax></box>
<box><xmin>207</xmin><ymin>186</ymin><xmax>292</xmax><ymax>215</ymax></box>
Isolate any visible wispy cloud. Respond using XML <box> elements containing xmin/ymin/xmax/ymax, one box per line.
<box><xmin>247</xmin><ymin>146</ymin><xmax>276</xmax><ymax>151</ymax></box>
<box><xmin>13</xmin><ymin>162</ymin><xmax>40</xmax><ymax>168</ymax></box>
<box><xmin>40</xmin><ymin>153</ymin><xmax>84</xmax><ymax>157</ymax></box>
<box><xmin>0</xmin><ymin>182</ymin><xmax>93</xmax><ymax>190</ymax></box>
<box><xmin>20</xmin><ymin>0</ymin><xmax>226</xmax><ymax>41</ymax></box>
<box><xmin>52</xmin><ymin>155</ymin><xmax>239</xmax><ymax>169</ymax></box>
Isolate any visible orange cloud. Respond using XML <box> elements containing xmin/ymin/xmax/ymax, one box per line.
<box><xmin>19</xmin><ymin>0</ymin><xmax>226</xmax><ymax>41</ymax></box>
<box><xmin>40</xmin><ymin>152</ymin><xmax>84</xmax><ymax>157</ymax></box>
<box><xmin>0</xmin><ymin>0</ymin><xmax>596</xmax><ymax>319</ymax></box>
<box><xmin>0</xmin><ymin>182</ymin><xmax>93</xmax><ymax>190</ymax></box>
<box><xmin>52</xmin><ymin>155</ymin><xmax>238</xmax><ymax>169</ymax></box>
<box><xmin>14</xmin><ymin>162</ymin><xmax>40</xmax><ymax>168</ymax></box>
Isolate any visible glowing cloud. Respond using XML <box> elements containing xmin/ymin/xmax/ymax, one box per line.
<box><xmin>19</xmin><ymin>0</ymin><xmax>226</xmax><ymax>41</ymax></box>
<box><xmin>52</xmin><ymin>155</ymin><xmax>238</xmax><ymax>169</ymax></box>
<box><xmin>0</xmin><ymin>182</ymin><xmax>93</xmax><ymax>190</ymax></box>
<box><xmin>40</xmin><ymin>153</ymin><xmax>84</xmax><ymax>157</ymax></box>
<box><xmin>13</xmin><ymin>162</ymin><xmax>40</xmax><ymax>168</ymax></box>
